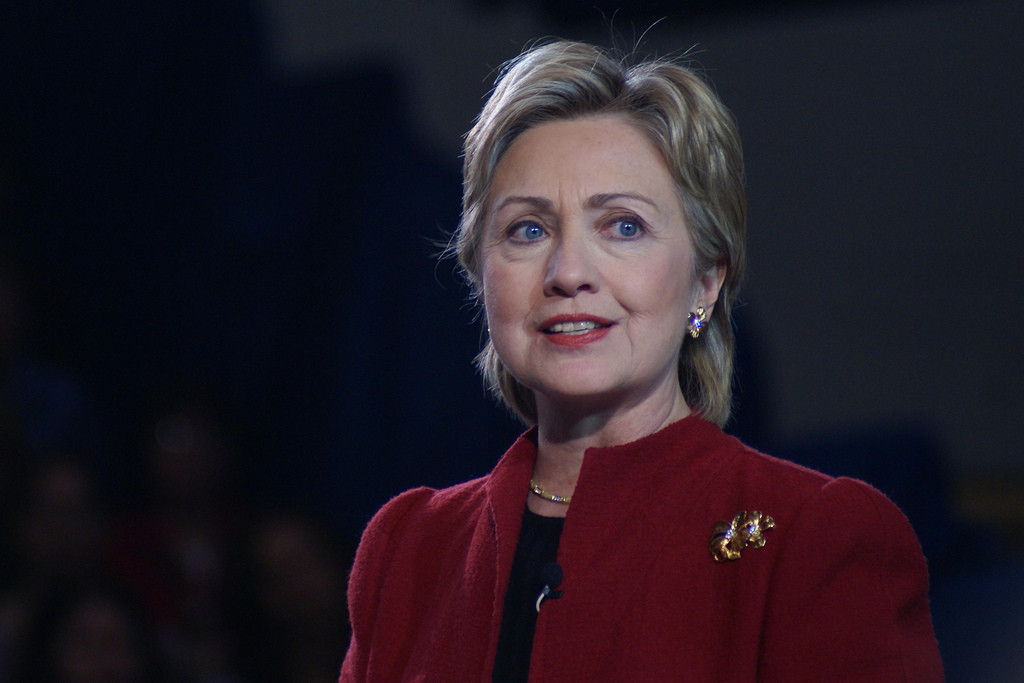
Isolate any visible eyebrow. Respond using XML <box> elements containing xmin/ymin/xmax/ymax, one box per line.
<box><xmin>491</xmin><ymin>195</ymin><xmax>554</xmax><ymax>216</ymax></box>
<box><xmin>586</xmin><ymin>192</ymin><xmax>659</xmax><ymax>210</ymax></box>
<box><xmin>491</xmin><ymin>192</ymin><xmax>659</xmax><ymax>216</ymax></box>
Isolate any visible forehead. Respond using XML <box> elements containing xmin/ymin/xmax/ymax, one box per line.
<box><xmin>489</xmin><ymin>115</ymin><xmax>677</xmax><ymax>199</ymax></box>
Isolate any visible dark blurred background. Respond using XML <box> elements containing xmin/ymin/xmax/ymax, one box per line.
<box><xmin>1</xmin><ymin>0</ymin><xmax>1021</xmax><ymax>680</ymax></box>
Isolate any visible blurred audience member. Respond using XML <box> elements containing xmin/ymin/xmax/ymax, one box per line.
<box><xmin>0</xmin><ymin>456</ymin><xmax>108</xmax><ymax>678</ymax></box>
<box><xmin>106</xmin><ymin>384</ymin><xmax>249</xmax><ymax>681</ymax></box>
<box><xmin>12</xmin><ymin>580</ymin><xmax>167</xmax><ymax>683</ymax></box>
<box><xmin>234</xmin><ymin>510</ymin><xmax>352</xmax><ymax>683</ymax></box>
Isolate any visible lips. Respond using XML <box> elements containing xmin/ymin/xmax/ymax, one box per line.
<box><xmin>545</xmin><ymin>319</ymin><xmax>605</xmax><ymax>335</ymax></box>
<box><xmin>539</xmin><ymin>315</ymin><xmax>613</xmax><ymax>347</ymax></box>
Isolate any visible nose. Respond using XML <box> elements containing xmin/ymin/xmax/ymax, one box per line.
<box><xmin>542</xmin><ymin>232</ymin><xmax>600</xmax><ymax>297</ymax></box>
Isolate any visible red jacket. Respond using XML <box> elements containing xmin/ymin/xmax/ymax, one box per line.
<box><xmin>340</xmin><ymin>415</ymin><xmax>943</xmax><ymax>681</ymax></box>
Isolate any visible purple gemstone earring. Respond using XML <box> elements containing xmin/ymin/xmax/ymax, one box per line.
<box><xmin>687</xmin><ymin>306</ymin><xmax>707</xmax><ymax>339</ymax></box>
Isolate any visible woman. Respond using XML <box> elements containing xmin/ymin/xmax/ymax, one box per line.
<box><xmin>340</xmin><ymin>41</ymin><xmax>942</xmax><ymax>681</ymax></box>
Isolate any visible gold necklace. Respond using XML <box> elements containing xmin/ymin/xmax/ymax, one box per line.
<box><xmin>529</xmin><ymin>478</ymin><xmax>572</xmax><ymax>504</ymax></box>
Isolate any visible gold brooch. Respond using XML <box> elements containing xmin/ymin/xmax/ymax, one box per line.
<box><xmin>709</xmin><ymin>511</ymin><xmax>775</xmax><ymax>562</ymax></box>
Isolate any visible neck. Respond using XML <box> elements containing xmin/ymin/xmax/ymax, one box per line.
<box><xmin>527</xmin><ymin>384</ymin><xmax>690</xmax><ymax>516</ymax></box>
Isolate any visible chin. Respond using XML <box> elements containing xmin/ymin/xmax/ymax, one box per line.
<box><xmin>533</xmin><ymin>379</ymin><xmax>632</xmax><ymax>409</ymax></box>
<box><xmin>524</xmin><ymin>366</ymin><xmax>621</xmax><ymax>397</ymax></box>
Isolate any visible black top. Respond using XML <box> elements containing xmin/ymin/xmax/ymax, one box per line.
<box><xmin>492</xmin><ymin>507</ymin><xmax>565</xmax><ymax>682</ymax></box>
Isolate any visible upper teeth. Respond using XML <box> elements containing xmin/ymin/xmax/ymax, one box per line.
<box><xmin>548</xmin><ymin>320</ymin><xmax>600</xmax><ymax>334</ymax></box>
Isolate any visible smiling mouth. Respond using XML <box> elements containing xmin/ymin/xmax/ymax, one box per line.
<box><xmin>543</xmin><ymin>320</ymin><xmax>611</xmax><ymax>336</ymax></box>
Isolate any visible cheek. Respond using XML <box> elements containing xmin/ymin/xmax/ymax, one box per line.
<box><xmin>481</xmin><ymin>255</ymin><xmax>530</xmax><ymax>312</ymax></box>
<box><xmin>628</xmin><ymin>254</ymin><xmax>695</xmax><ymax>317</ymax></box>
<box><xmin>480</xmin><ymin>264</ymin><xmax>518</xmax><ymax>333</ymax></box>
<box><xmin>480</xmin><ymin>263</ymin><xmax>500</xmax><ymax>318</ymax></box>
<box><xmin>664</xmin><ymin>247</ymin><xmax>699</xmax><ymax>310</ymax></box>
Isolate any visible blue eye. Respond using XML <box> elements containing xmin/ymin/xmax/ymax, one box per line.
<box><xmin>613</xmin><ymin>218</ymin><xmax>642</xmax><ymax>238</ymax></box>
<box><xmin>511</xmin><ymin>222</ymin><xmax>546</xmax><ymax>241</ymax></box>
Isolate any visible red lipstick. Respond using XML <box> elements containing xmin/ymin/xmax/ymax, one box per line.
<box><xmin>539</xmin><ymin>315</ymin><xmax>613</xmax><ymax>347</ymax></box>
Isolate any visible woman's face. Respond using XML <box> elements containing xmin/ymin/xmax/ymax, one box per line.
<box><xmin>480</xmin><ymin>115</ymin><xmax>723</xmax><ymax>415</ymax></box>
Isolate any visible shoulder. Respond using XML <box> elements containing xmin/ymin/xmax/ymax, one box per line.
<box><xmin>658</xmin><ymin>420</ymin><xmax>919</xmax><ymax>552</ymax></box>
<box><xmin>704</xmin><ymin>437</ymin><xmax>926</xmax><ymax>569</ymax></box>
<box><xmin>771</xmin><ymin>474</ymin><xmax>931</xmax><ymax>603</ymax></box>
<box><xmin>792</xmin><ymin>475</ymin><xmax>914</xmax><ymax>535</ymax></box>
<box><xmin>720</xmin><ymin>443</ymin><xmax>923</xmax><ymax>561</ymax></box>
<box><xmin>704</xmin><ymin>440</ymin><xmax>943</xmax><ymax>679</ymax></box>
<box><xmin>356</xmin><ymin>475</ymin><xmax>491</xmax><ymax>556</ymax></box>
<box><xmin>692</xmin><ymin>430</ymin><xmax>838</xmax><ymax>519</ymax></box>
<box><xmin>764</xmin><ymin>473</ymin><xmax>929</xmax><ymax>590</ymax></box>
<box><xmin>341</xmin><ymin>475</ymin><xmax>498</xmax><ymax>680</ymax></box>
<box><xmin>753</xmin><ymin>473</ymin><xmax>943</xmax><ymax>680</ymax></box>
<box><xmin>345</xmin><ymin>476</ymin><xmax>492</xmax><ymax>632</ymax></box>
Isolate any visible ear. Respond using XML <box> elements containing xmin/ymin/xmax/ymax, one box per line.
<box><xmin>695</xmin><ymin>263</ymin><xmax>727</xmax><ymax>317</ymax></box>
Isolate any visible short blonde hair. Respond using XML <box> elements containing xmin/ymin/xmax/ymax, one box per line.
<box><xmin>456</xmin><ymin>40</ymin><xmax>746</xmax><ymax>427</ymax></box>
